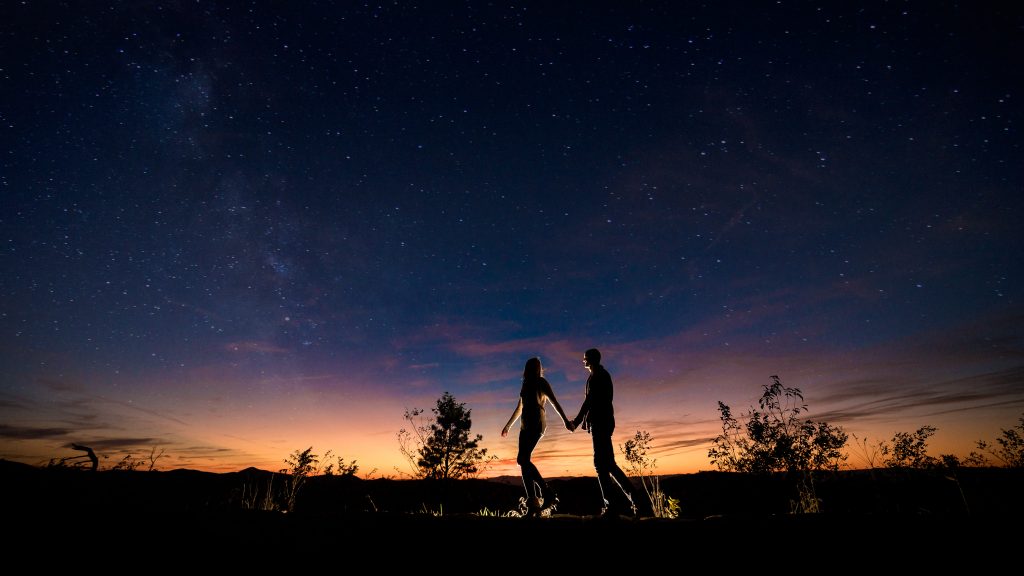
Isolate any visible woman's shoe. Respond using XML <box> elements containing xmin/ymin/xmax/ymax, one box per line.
<box><xmin>539</xmin><ymin>494</ymin><xmax>559</xmax><ymax>517</ymax></box>
<box><xmin>521</xmin><ymin>496</ymin><xmax>543</xmax><ymax>518</ymax></box>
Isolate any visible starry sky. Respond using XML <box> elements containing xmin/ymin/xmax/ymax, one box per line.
<box><xmin>2</xmin><ymin>2</ymin><xmax>1022</xmax><ymax>478</ymax></box>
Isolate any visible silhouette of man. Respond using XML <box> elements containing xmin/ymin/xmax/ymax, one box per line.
<box><xmin>571</xmin><ymin>348</ymin><xmax>640</xmax><ymax>518</ymax></box>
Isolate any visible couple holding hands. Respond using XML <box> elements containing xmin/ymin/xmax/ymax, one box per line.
<box><xmin>501</xmin><ymin>348</ymin><xmax>639</xmax><ymax>518</ymax></box>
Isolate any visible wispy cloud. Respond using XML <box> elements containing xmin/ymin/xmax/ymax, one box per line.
<box><xmin>64</xmin><ymin>437</ymin><xmax>160</xmax><ymax>451</ymax></box>
<box><xmin>0</xmin><ymin>424</ymin><xmax>72</xmax><ymax>440</ymax></box>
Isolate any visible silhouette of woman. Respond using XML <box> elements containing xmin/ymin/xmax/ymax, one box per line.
<box><xmin>502</xmin><ymin>356</ymin><xmax>574</xmax><ymax>517</ymax></box>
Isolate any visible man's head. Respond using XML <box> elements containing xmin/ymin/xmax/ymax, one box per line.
<box><xmin>583</xmin><ymin>348</ymin><xmax>601</xmax><ymax>368</ymax></box>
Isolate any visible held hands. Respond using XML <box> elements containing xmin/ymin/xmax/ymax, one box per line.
<box><xmin>565</xmin><ymin>419</ymin><xmax>576</xmax><ymax>433</ymax></box>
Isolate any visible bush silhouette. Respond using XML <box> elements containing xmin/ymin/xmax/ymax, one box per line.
<box><xmin>709</xmin><ymin>375</ymin><xmax>848</xmax><ymax>474</ymax></box>
<box><xmin>880</xmin><ymin>426</ymin><xmax>940</xmax><ymax>469</ymax></box>
<box><xmin>971</xmin><ymin>414</ymin><xmax>1024</xmax><ymax>468</ymax></box>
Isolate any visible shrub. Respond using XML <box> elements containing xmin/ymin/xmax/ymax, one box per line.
<box><xmin>320</xmin><ymin>450</ymin><xmax>360</xmax><ymax>477</ymax></box>
<box><xmin>880</xmin><ymin>426</ymin><xmax>940</xmax><ymax>469</ymax></box>
<box><xmin>971</xmin><ymin>414</ymin><xmax>1024</xmax><ymax>468</ymax></box>
<box><xmin>111</xmin><ymin>454</ymin><xmax>146</xmax><ymax>471</ymax></box>
<box><xmin>708</xmin><ymin>375</ymin><xmax>849</xmax><ymax>473</ymax></box>
<box><xmin>281</xmin><ymin>447</ymin><xmax>321</xmax><ymax>512</ymax></box>
<box><xmin>708</xmin><ymin>375</ymin><xmax>848</xmax><ymax>514</ymax></box>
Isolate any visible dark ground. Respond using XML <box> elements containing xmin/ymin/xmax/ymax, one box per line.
<box><xmin>4</xmin><ymin>460</ymin><xmax>1019</xmax><ymax>568</ymax></box>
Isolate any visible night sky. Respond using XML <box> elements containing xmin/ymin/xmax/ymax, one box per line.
<box><xmin>3</xmin><ymin>2</ymin><xmax>1022</xmax><ymax>478</ymax></box>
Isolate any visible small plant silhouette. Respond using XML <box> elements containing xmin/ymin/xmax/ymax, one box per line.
<box><xmin>880</xmin><ymin>426</ymin><xmax>940</xmax><ymax>468</ymax></box>
<box><xmin>622</xmin><ymin>430</ymin><xmax>679</xmax><ymax>518</ymax></box>
<box><xmin>320</xmin><ymin>450</ymin><xmax>360</xmax><ymax>477</ymax></box>
<box><xmin>241</xmin><ymin>474</ymin><xmax>277</xmax><ymax>511</ymax></box>
<box><xmin>111</xmin><ymin>454</ymin><xmax>146</xmax><ymax>471</ymax></box>
<box><xmin>281</xmin><ymin>447</ymin><xmax>320</xmax><ymax>513</ymax></box>
<box><xmin>969</xmin><ymin>413</ymin><xmax>1024</xmax><ymax>468</ymax></box>
<box><xmin>476</xmin><ymin>506</ymin><xmax>519</xmax><ymax>518</ymax></box>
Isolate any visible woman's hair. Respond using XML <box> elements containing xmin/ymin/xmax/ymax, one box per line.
<box><xmin>522</xmin><ymin>357</ymin><xmax>543</xmax><ymax>381</ymax></box>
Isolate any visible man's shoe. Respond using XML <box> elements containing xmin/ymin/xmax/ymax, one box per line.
<box><xmin>598</xmin><ymin>506</ymin><xmax>625</xmax><ymax>521</ymax></box>
<box><xmin>626</xmin><ymin>494</ymin><xmax>638</xmax><ymax>516</ymax></box>
<box><xmin>627</xmin><ymin>500</ymin><xmax>637</xmax><ymax>517</ymax></box>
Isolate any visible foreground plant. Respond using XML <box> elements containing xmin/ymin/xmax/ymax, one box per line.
<box><xmin>709</xmin><ymin>375</ymin><xmax>849</xmax><ymax>513</ymax></box>
<box><xmin>880</xmin><ymin>426</ymin><xmax>940</xmax><ymax>468</ymax></box>
<box><xmin>622</xmin><ymin>430</ymin><xmax>679</xmax><ymax>518</ymax></box>
<box><xmin>709</xmin><ymin>375</ymin><xmax>848</xmax><ymax>473</ymax></box>
<box><xmin>281</xmin><ymin>447</ymin><xmax>321</xmax><ymax>513</ymax></box>
<box><xmin>969</xmin><ymin>414</ymin><xmax>1024</xmax><ymax>468</ymax></box>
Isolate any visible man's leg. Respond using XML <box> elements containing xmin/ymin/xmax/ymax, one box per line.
<box><xmin>591</xmin><ymin>433</ymin><xmax>611</xmax><ymax>513</ymax></box>
<box><xmin>609</xmin><ymin>461</ymin><xmax>640</xmax><ymax>514</ymax></box>
<box><xmin>593</xmin><ymin>431</ymin><xmax>631</xmax><ymax>515</ymax></box>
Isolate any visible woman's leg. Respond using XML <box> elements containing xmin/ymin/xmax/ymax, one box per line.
<box><xmin>517</xmin><ymin>428</ymin><xmax>546</xmax><ymax>499</ymax></box>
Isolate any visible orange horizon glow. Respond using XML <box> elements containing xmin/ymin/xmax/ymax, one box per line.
<box><xmin>6</xmin><ymin>338</ymin><xmax>1021</xmax><ymax>478</ymax></box>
